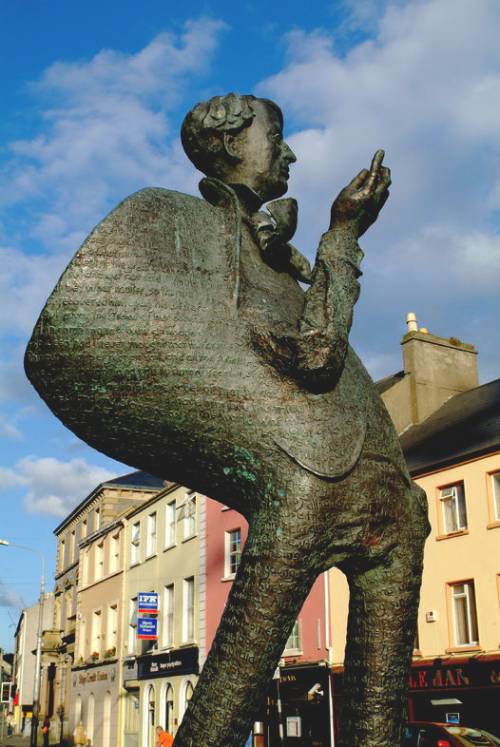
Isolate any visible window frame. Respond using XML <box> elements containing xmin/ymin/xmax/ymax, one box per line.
<box><xmin>182</xmin><ymin>577</ymin><xmax>195</xmax><ymax>643</ymax></box>
<box><xmin>224</xmin><ymin>528</ymin><xmax>242</xmax><ymax>579</ymax></box>
<box><xmin>162</xmin><ymin>584</ymin><xmax>175</xmax><ymax>649</ymax></box>
<box><xmin>183</xmin><ymin>494</ymin><xmax>197</xmax><ymax>540</ymax></box>
<box><xmin>165</xmin><ymin>500</ymin><xmax>177</xmax><ymax>549</ymax></box>
<box><xmin>130</xmin><ymin>521</ymin><xmax>141</xmax><ymax>566</ymax></box>
<box><xmin>438</xmin><ymin>481</ymin><xmax>468</xmax><ymax>536</ymax></box>
<box><xmin>283</xmin><ymin>619</ymin><xmax>301</xmax><ymax>655</ymax></box>
<box><xmin>487</xmin><ymin>470</ymin><xmax>500</xmax><ymax>527</ymax></box>
<box><xmin>448</xmin><ymin>579</ymin><xmax>480</xmax><ymax>649</ymax></box>
<box><xmin>146</xmin><ymin>512</ymin><xmax>157</xmax><ymax>558</ymax></box>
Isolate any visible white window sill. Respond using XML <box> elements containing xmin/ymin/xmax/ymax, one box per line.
<box><xmin>163</xmin><ymin>543</ymin><xmax>177</xmax><ymax>552</ymax></box>
<box><xmin>182</xmin><ymin>534</ymin><xmax>197</xmax><ymax>543</ymax></box>
<box><xmin>282</xmin><ymin>649</ymin><xmax>302</xmax><ymax>656</ymax></box>
<box><xmin>145</xmin><ymin>552</ymin><xmax>157</xmax><ymax>561</ymax></box>
<box><xmin>221</xmin><ymin>574</ymin><xmax>236</xmax><ymax>582</ymax></box>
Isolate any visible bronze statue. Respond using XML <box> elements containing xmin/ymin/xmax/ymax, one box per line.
<box><xmin>25</xmin><ymin>93</ymin><xmax>430</xmax><ymax>746</ymax></box>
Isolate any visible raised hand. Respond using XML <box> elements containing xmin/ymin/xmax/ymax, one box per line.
<box><xmin>329</xmin><ymin>149</ymin><xmax>391</xmax><ymax>237</ymax></box>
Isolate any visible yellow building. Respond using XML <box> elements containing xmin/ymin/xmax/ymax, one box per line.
<box><xmin>329</xmin><ymin>318</ymin><xmax>500</xmax><ymax>736</ymax></box>
<box><xmin>121</xmin><ymin>483</ymin><xmax>204</xmax><ymax>747</ymax></box>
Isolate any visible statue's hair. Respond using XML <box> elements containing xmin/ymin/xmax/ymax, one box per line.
<box><xmin>181</xmin><ymin>93</ymin><xmax>283</xmax><ymax>175</ymax></box>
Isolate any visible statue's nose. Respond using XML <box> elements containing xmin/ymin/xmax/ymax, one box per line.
<box><xmin>283</xmin><ymin>141</ymin><xmax>297</xmax><ymax>163</ymax></box>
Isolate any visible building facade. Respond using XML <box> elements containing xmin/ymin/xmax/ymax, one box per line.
<box><xmin>121</xmin><ymin>483</ymin><xmax>202</xmax><ymax>747</ymax></box>
<box><xmin>329</xmin><ymin>317</ymin><xmax>500</xmax><ymax>739</ymax></box>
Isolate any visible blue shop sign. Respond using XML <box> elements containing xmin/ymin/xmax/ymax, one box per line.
<box><xmin>138</xmin><ymin>592</ymin><xmax>159</xmax><ymax>614</ymax></box>
<box><xmin>137</xmin><ymin>617</ymin><xmax>158</xmax><ymax>640</ymax></box>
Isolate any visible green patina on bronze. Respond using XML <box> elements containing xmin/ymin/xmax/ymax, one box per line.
<box><xmin>25</xmin><ymin>93</ymin><xmax>430</xmax><ymax>746</ymax></box>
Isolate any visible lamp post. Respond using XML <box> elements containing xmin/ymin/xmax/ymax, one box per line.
<box><xmin>0</xmin><ymin>540</ymin><xmax>45</xmax><ymax>747</ymax></box>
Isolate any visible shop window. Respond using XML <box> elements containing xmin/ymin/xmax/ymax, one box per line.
<box><xmin>146</xmin><ymin>512</ymin><xmax>157</xmax><ymax>557</ymax></box>
<box><xmin>449</xmin><ymin>580</ymin><xmax>479</xmax><ymax>647</ymax></box>
<box><xmin>165</xmin><ymin>500</ymin><xmax>176</xmax><ymax>548</ymax></box>
<box><xmin>440</xmin><ymin>482</ymin><xmax>467</xmax><ymax>534</ymax></box>
<box><xmin>224</xmin><ymin>529</ymin><xmax>241</xmax><ymax>578</ymax></box>
<box><xmin>284</xmin><ymin>620</ymin><xmax>301</xmax><ymax>653</ymax></box>
<box><xmin>131</xmin><ymin>522</ymin><xmax>141</xmax><ymax>566</ymax></box>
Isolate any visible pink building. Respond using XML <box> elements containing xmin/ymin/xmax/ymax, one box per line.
<box><xmin>204</xmin><ymin>497</ymin><xmax>330</xmax><ymax>664</ymax></box>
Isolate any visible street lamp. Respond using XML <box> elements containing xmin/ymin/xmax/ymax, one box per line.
<box><xmin>0</xmin><ymin>540</ymin><xmax>46</xmax><ymax>747</ymax></box>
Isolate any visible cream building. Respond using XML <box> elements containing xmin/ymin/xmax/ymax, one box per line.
<box><xmin>121</xmin><ymin>483</ymin><xmax>204</xmax><ymax>747</ymax></box>
<box><xmin>48</xmin><ymin>471</ymin><xmax>164</xmax><ymax>743</ymax></box>
<box><xmin>72</xmin><ymin>516</ymin><xmax>126</xmax><ymax>747</ymax></box>
<box><xmin>329</xmin><ymin>317</ymin><xmax>500</xmax><ymax>737</ymax></box>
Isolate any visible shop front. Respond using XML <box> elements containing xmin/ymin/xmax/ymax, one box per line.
<box><xmin>71</xmin><ymin>660</ymin><xmax>119</xmax><ymax>747</ymax></box>
<box><xmin>262</xmin><ymin>662</ymin><xmax>333</xmax><ymax>747</ymax></box>
<box><xmin>408</xmin><ymin>655</ymin><xmax>500</xmax><ymax>736</ymax></box>
<box><xmin>132</xmin><ymin>646</ymin><xmax>199</xmax><ymax>747</ymax></box>
<box><xmin>332</xmin><ymin>655</ymin><xmax>500</xmax><ymax>741</ymax></box>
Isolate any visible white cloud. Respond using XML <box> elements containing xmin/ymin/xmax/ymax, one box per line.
<box><xmin>257</xmin><ymin>0</ymin><xmax>500</xmax><ymax>380</ymax></box>
<box><xmin>0</xmin><ymin>414</ymin><xmax>22</xmax><ymax>440</ymax></box>
<box><xmin>0</xmin><ymin>18</ymin><xmax>225</xmax><ymax>252</ymax></box>
<box><xmin>0</xmin><ymin>457</ymin><xmax>117</xmax><ymax>517</ymax></box>
<box><xmin>0</xmin><ymin>581</ymin><xmax>25</xmax><ymax>612</ymax></box>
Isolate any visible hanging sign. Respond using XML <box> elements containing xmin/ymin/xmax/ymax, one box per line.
<box><xmin>137</xmin><ymin>617</ymin><xmax>158</xmax><ymax>640</ymax></box>
<box><xmin>138</xmin><ymin>592</ymin><xmax>159</xmax><ymax>615</ymax></box>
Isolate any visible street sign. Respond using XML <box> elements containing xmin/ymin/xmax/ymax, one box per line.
<box><xmin>138</xmin><ymin>592</ymin><xmax>159</xmax><ymax>615</ymax></box>
<box><xmin>137</xmin><ymin>617</ymin><xmax>158</xmax><ymax>640</ymax></box>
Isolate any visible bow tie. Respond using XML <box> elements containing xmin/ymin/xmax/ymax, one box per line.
<box><xmin>248</xmin><ymin>199</ymin><xmax>311</xmax><ymax>283</ymax></box>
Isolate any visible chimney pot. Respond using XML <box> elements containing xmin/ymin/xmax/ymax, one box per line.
<box><xmin>406</xmin><ymin>312</ymin><xmax>418</xmax><ymax>333</ymax></box>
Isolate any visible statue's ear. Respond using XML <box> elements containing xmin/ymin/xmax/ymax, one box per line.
<box><xmin>223</xmin><ymin>132</ymin><xmax>242</xmax><ymax>163</ymax></box>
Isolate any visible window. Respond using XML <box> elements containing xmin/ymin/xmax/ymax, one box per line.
<box><xmin>450</xmin><ymin>580</ymin><xmax>479</xmax><ymax>647</ymax></box>
<box><xmin>81</xmin><ymin>518</ymin><xmax>88</xmax><ymax>539</ymax></box>
<box><xmin>492</xmin><ymin>472</ymin><xmax>500</xmax><ymax>522</ymax></box>
<box><xmin>162</xmin><ymin>584</ymin><xmax>174</xmax><ymax>648</ymax></box>
<box><xmin>165</xmin><ymin>500</ymin><xmax>176</xmax><ymax>548</ymax></box>
<box><xmin>106</xmin><ymin>604</ymin><xmax>118</xmax><ymax>652</ymax></box>
<box><xmin>65</xmin><ymin>590</ymin><xmax>73</xmax><ymax>633</ymax></box>
<box><xmin>284</xmin><ymin>620</ymin><xmax>301</xmax><ymax>652</ymax></box>
<box><xmin>131</xmin><ymin>522</ymin><xmax>141</xmax><ymax>565</ymax></box>
<box><xmin>80</xmin><ymin>549</ymin><xmax>89</xmax><ymax>587</ymax></box>
<box><xmin>59</xmin><ymin>539</ymin><xmax>65</xmax><ymax>572</ymax></box>
<box><xmin>128</xmin><ymin>597</ymin><xmax>138</xmax><ymax>653</ymax></box>
<box><xmin>96</xmin><ymin>541</ymin><xmax>105</xmax><ymax>580</ymax></box>
<box><xmin>94</xmin><ymin>507</ymin><xmax>101</xmax><ymax>531</ymax></box>
<box><xmin>146</xmin><ymin>512</ymin><xmax>157</xmax><ymax>557</ymax></box>
<box><xmin>69</xmin><ymin>530</ymin><xmax>76</xmax><ymax>563</ymax></box>
<box><xmin>110</xmin><ymin>534</ymin><xmax>120</xmax><ymax>573</ymax></box>
<box><xmin>183</xmin><ymin>494</ymin><xmax>196</xmax><ymax>539</ymax></box>
<box><xmin>224</xmin><ymin>529</ymin><xmax>241</xmax><ymax>578</ymax></box>
<box><xmin>183</xmin><ymin>577</ymin><xmax>195</xmax><ymax>642</ymax></box>
<box><xmin>91</xmin><ymin>609</ymin><xmax>102</xmax><ymax>656</ymax></box>
<box><xmin>440</xmin><ymin>482</ymin><xmax>467</xmax><ymax>533</ymax></box>
<box><xmin>78</xmin><ymin>617</ymin><xmax>86</xmax><ymax>659</ymax></box>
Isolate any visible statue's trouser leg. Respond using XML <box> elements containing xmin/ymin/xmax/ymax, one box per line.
<box><xmin>338</xmin><ymin>486</ymin><xmax>429</xmax><ymax>747</ymax></box>
<box><xmin>173</xmin><ymin>514</ymin><xmax>318</xmax><ymax>747</ymax></box>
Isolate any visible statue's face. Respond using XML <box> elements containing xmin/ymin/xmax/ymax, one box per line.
<box><xmin>231</xmin><ymin>100</ymin><xmax>296</xmax><ymax>202</ymax></box>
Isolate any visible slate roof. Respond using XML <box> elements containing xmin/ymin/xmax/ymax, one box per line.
<box><xmin>400</xmin><ymin>378</ymin><xmax>500</xmax><ymax>475</ymax></box>
<box><xmin>375</xmin><ymin>370</ymin><xmax>406</xmax><ymax>395</ymax></box>
<box><xmin>105</xmin><ymin>470</ymin><xmax>165</xmax><ymax>489</ymax></box>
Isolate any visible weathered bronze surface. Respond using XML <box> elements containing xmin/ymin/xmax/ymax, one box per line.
<box><xmin>25</xmin><ymin>93</ymin><xmax>430</xmax><ymax>746</ymax></box>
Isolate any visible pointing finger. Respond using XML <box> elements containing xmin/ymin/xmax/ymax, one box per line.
<box><xmin>366</xmin><ymin>149</ymin><xmax>385</xmax><ymax>192</ymax></box>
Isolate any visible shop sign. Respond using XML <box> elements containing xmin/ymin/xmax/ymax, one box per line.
<box><xmin>137</xmin><ymin>646</ymin><xmax>199</xmax><ymax>680</ymax></box>
<box><xmin>138</xmin><ymin>592</ymin><xmax>159</xmax><ymax>615</ymax></box>
<box><xmin>137</xmin><ymin>617</ymin><xmax>158</xmax><ymax>640</ymax></box>
<box><xmin>409</xmin><ymin>661</ymin><xmax>500</xmax><ymax>691</ymax></box>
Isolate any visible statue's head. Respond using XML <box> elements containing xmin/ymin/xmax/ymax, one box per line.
<box><xmin>181</xmin><ymin>93</ymin><xmax>296</xmax><ymax>202</ymax></box>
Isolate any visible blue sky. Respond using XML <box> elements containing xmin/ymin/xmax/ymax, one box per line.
<box><xmin>1</xmin><ymin>0</ymin><xmax>499</xmax><ymax>650</ymax></box>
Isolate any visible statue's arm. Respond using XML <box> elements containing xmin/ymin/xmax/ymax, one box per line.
<box><xmin>291</xmin><ymin>223</ymin><xmax>363</xmax><ymax>389</ymax></box>
<box><xmin>254</xmin><ymin>151</ymin><xmax>391</xmax><ymax>391</ymax></box>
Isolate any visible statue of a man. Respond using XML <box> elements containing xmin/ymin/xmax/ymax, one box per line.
<box><xmin>25</xmin><ymin>93</ymin><xmax>430</xmax><ymax>747</ymax></box>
